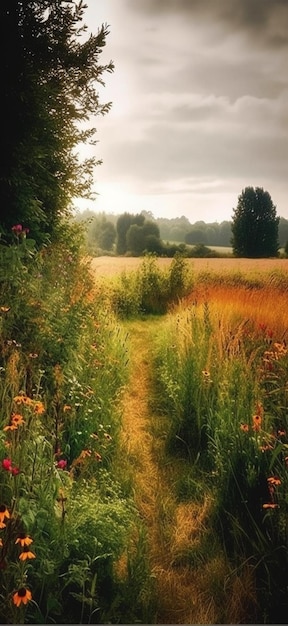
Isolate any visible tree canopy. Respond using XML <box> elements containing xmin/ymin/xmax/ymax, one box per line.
<box><xmin>231</xmin><ymin>187</ymin><xmax>279</xmax><ymax>258</ymax></box>
<box><xmin>0</xmin><ymin>0</ymin><xmax>113</xmax><ymax>245</ymax></box>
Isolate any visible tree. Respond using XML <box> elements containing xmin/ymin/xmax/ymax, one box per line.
<box><xmin>231</xmin><ymin>187</ymin><xmax>279</xmax><ymax>257</ymax></box>
<box><xmin>0</xmin><ymin>1</ymin><xmax>113</xmax><ymax>245</ymax></box>
<box><xmin>126</xmin><ymin>220</ymin><xmax>161</xmax><ymax>256</ymax></box>
<box><xmin>116</xmin><ymin>213</ymin><xmax>145</xmax><ymax>254</ymax></box>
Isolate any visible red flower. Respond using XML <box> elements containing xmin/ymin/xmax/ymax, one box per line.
<box><xmin>56</xmin><ymin>459</ymin><xmax>67</xmax><ymax>470</ymax></box>
<box><xmin>11</xmin><ymin>466</ymin><xmax>20</xmax><ymax>476</ymax></box>
<box><xmin>2</xmin><ymin>458</ymin><xmax>12</xmax><ymax>471</ymax></box>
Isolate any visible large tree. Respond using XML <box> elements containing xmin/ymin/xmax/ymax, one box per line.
<box><xmin>231</xmin><ymin>187</ymin><xmax>279</xmax><ymax>258</ymax></box>
<box><xmin>0</xmin><ymin>0</ymin><xmax>113</xmax><ymax>244</ymax></box>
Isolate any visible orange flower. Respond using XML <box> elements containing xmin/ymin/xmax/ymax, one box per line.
<box><xmin>262</xmin><ymin>503</ymin><xmax>279</xmax><ymax>509</ymax></box>
<box><xmin>13</xmin><ymin>394</ymin><xmax>33</xmax><ymax>407</ymax></box>
<box><xmin>19</xmin><ymin>546</ymin><xmax>36</xmax><ymax>561</ymax></box>
<box><xmin>252</xmin><ymin>414</ymin><xmax>262</xmax><ymax>432</ymax></box>
<box><xmin>0</xmin><ymin>505</ymin><xmax>10</xmax><ymax>525</ymax></box>
<box><xmin>3</xmin><ymin>424</ymin><xmax>17</xmax><ymax>432</ymax></box>
<box><xmin>240</xmin><ymin>423</ymin><xmax>249</xmax><ymax>432</ymax></box>
<box><xmin>267</xmin><ymin>476</ymin><xmax>281</xmax><ymax>486</ymax></box>
<box><xmin>15</xmin><ymin>533</ymin><xmax>33</xmax><ymax>547</ymax></box>
<box><xmin>63</xmin><ymin>405</ymin><xmax>72</xmax><ymax>412</ymax></box>
<box><xmin>0</xmin><ymin>538</ymin><xmax>3</xmax><ymax>547</ymax></box>
<box><xmin>12</xmin><ymin>587</ymin><xmax>32</xmax><ymax>607</ymax></box>
<box><xmin>33</xmin><ymin>401</ymin><xmax>45</xmax><ymax>415</ymax></box>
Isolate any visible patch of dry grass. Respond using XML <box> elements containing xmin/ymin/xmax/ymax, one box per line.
<box><xmin>91</xmin><ymin>254</ymin><xmax>288</xmax><ymax>279</ymax></box>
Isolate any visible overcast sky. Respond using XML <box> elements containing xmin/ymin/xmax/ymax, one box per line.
<box><xmin>75</xmin><ymin>0</ymin><xmax>288</xmax><ymax>223</ymax></box>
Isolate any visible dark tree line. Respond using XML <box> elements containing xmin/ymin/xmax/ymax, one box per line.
<box><xmin>0</xmin><ymin>1</ymin><xmax>113</xmax><ymax>245</ymax></box>
<box><xmin>77</xmin><ymin>204</ymin><xmax>288</xmax><ymax>256</ymax></box>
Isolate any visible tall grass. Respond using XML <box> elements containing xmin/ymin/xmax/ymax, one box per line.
<box><xmin>153</xmin><ymin>288</ymin><xmax>288</xmax><ymax>623</ymax></box>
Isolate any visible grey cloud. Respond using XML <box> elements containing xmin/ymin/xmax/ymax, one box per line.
<box><xmin>127</xmin><ymin>0</ymin><xmax>288</xmax><ymax>48</ymax></box>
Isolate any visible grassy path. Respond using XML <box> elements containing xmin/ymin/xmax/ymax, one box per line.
<box><xmin>120</xmin><ymin>318</ymin><xmax>223</xmax><ymax>624</ymax></box>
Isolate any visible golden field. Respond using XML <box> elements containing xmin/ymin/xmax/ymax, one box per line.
<box><xmin>91</xmin><ymin>255</ymin><xmax>288</xmax><ymax>278</ymax></box>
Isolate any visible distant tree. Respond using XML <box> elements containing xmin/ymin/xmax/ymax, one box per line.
<box><xmin>231</xmin><ymin>187</ymin><xmax>279</xmax><ymax>257</ymax></box>
<box><xmin>279</xmin><ymin>217</ymin><xmax>288</xmax><ymax>247</ymax></box>
<box><xmin>116</xmin><ymin>213</ymin><xmax>145</xmax><ymax>254</ymax></box>
<box><xmin>126</xmin><ymin>220</ymin><xmax>161</xmax><ymax>256</ymax></box>
<box><xmin>284</xmin><ymin>240</ymin><xmax>288</xmax><ymax>258</ymax></box>
<box><xmin>0</xmin><ymin>2</ymin><xmax>113</xmax><ymax>244</ymax></box>
<box><xmin>185</xmin><ymin>228</ymin><xmax>207</xmax><ymax>245</ymax></box>
<box><xmin>96</xmin><ymin>219</ymin><xmax>116</xmax><ymax>251</ymax></box>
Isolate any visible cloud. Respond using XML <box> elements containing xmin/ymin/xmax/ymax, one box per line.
<box><xmin>81</xmin><ymin>0</ymin><xmax>288</xmax><ymax>221</ymax></box>
<box><xmin>127</xmin><ymin>0</ymin><xmax>288</xmax><ymax>48</ymax></box>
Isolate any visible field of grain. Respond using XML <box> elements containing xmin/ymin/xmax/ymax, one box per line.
<box><xmin>91</xmin><ymin>255</ymin><xmax>288</xmax><ymax>278</ymax></box>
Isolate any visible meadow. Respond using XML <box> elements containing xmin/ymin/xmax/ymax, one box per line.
<box><xmin>0</xmin><ymin>236</ymin><xmax>287</xmax><ymax>623</ymax></box>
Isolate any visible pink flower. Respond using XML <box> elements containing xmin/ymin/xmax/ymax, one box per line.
<box><xmin>2</xmin><ymin>458</ymin><xmax>12</xmax><ymax>471</ymax></box>
<box><xmin>11</xmin><ymin>224</ymin><xmax>23</xmax><ymax>233</ymax></box>
<box><xmin>56</xmin><ymin>459</ymin><xmax>67</xmax><ymax>470</ymax></box>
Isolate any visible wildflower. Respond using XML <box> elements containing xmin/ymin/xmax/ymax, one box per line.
<box><xmin>3</xmin><ymin>424</ymin><xmax>17</xmax><ymax>432</ymax></box>
<box><xmin>12</xmin><ymin>587</ymin><xmax>32</xmax><ymax>607</ymax></box>
<box><xmin>259</xmin><ymin>444</ymin><xmax>273</xmax><ymax>452</ymax></box>
<box><xmin>104</xmin><ymin>433</ymin><xmax>112</xmax><ymax>441</ymax></box>
<box><xmin>262</xmin><ymin>503</ymin><xmax>279</xmax><ymax>509</ymax></box>
<box><xmin>11</xmin><ymin>224</ymin><xmax>23</xmax><ymax>234</ymax></box>
<box><xmin>19</xmin><ymin>546</ymin><xmax>36</xmax><ymax>561</ymax></box>
<box><xmin>11</xmin><ymin>413</ymin><xmax>25</xmax><ymax>427</ymax></box>
<box><xmin>252</xmin><ymin>414</ymin><xmax>262</xmax><ymax>432</ymax></box>
<box><xmin>0</xmin><ymin>505</ymin><xmax>10</xmax><ymax>525</ymax></box>
<box><xmin>278</xmin><ymin>429</ymin><xmax>286</xmax><ymax>437</ymax></box>
<box><xmin>11</xmin><ymin>466</ymin><xmax>20</xmax><ymax>476</ymax></box>
<box><xmin>13</xmin><ymin>394</ymin><xmax>33</xmax><ymax>406</ymax></box>
<box><xmin>267</xmin><ymin>476</ymin><xmax>281</xmax><ymax>486</ymax></box>
<box><xmin>240</xmin><ymin>423</ymin><xmax>249</xmax><ymax>432</ymax></box>
<box><xmin>33</xmin><ymin>401</ymin><xmax>45</xmax><ymax>415</ymax></box>
<box><xmin>63</xmin><ymin>405</ymin><xmax>72</xmax><ymax>412</ymax></box>
<box><xmin>95</xmin><ymin>452</ymin><xmax>102</xmax><ymax>462</ymax></box>
<box><xmin>0</xmin><ymin>306</ymin><xmax>10</xmax><ymax>313</ymax></box>
<box><xmin>0</xmin><ymin>538</ymin><xmax>3</xmax><ymax>547</ymax></box>
<box><xmin>56</xmin><ymin>459</ymin><xmax>67</xmax><ymax>470</ymax></box>
<box><xmin>28</xmin><ymin>353</ymin><xmax>38</xmax><ymax>359</ymax></box>
<box><xmin>2</xmin><ymin>458</ymin><xmax>12</xmax><ymax>471</ymax></box>
<box><xmin>15</xmin><ymin>534</ymin><xmax>33</xmax><ymax>547</ymax></box>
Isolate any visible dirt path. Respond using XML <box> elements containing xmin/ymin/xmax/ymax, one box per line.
<box><xmin>120</xmin><ymin>318</ymin><xmax>220</xmax><ymax>624</ymax></box>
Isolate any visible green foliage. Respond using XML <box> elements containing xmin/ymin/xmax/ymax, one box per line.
<box><xmin>231</xmin><ymin>187</ymin><xmax>279</xmax><ymax>257</ymax></box>
<box><xmin>111</xmin><ymin>254</ymin><xmax>194</xmax><ymax>317</ymax></box>
<box><xmin>0</xmin><ymin>2</ymin><xmax>113</xmax><ymax>245</ymax></box>
<box><xmin>0</xmin><ymin>235</ymin><xmax>153</xmax><ymax>624</ymax></box>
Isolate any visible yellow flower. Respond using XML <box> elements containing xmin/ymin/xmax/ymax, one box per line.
<box><xmin>12</xmin><ymin>588</ymin><xmax>32</xmax><ymax>607</ymax></box>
